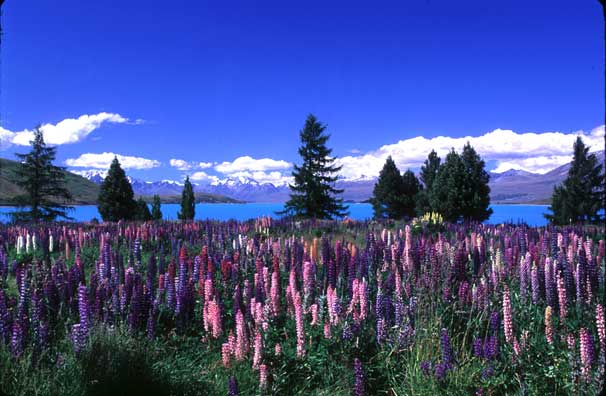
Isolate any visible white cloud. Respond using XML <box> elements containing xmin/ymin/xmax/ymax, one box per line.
<box><xmin>335</xmin><ymin>125</ymin><xmax>605</xmax><ymax>178</ymax></box>
<box><xmin>190</xmin><ymin>171</ymin><xmax>220</xmax><ymax>184</ymax></box>
<box><xmin>228</xmin><ymin>171</ymin><xmax>293</xmax><ymax>186</ymax></box>
<box><xmin>170</xmin><ymin>159</ymin><xmax>214</xmax><ymax>171</ymax></box>
<box><xmin>0</xmin><ymin>112</ymin><xmax>135</xmax><ymax>148</ymax></box>
<box><xmin>65</xmin><ymin>152</ymin><xmax>161</xmax><ymax>170</ymax></box>
<box><xmin>214</xmin><ymin>156</ymin><xmax>291</xmax><ymax>174</ymax></box>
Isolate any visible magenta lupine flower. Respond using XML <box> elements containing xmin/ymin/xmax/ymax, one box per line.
<box><xmin>556</xmin><ymin>273</ymin><xmax>567</xmax><ymax>321</ymax></box>
<box><xmin>567</xmin><ymin>333</ymin><xmax>575</xmax><ymax>351</ymax></box>
<box><xmin>359</xmin><ymin>279</ymin><xmax>368</xmax><ymax>321</ymax></box>
<box><xmin>324</xmin><ymin>321</ymin><xmax>332</xmax><ymax>339</ymax></box>
<box><xmin>596</xmin><ymin>304</ymin><xmax>605</xmax><ymax>358</ymax></box>
<box><xmin>222</xmin><ymin>342</ymin><xmax>232</xmax><ymax>368</ymax></box>
<box><xmin>353</xmin><ymin>358</ymin><xmax>365</xmax><ymax>396</ymax></box>
<box><xmin>579</xmin><ymin>328</ymin><xmax>594</xmax><ymax>379</ymax></box>
<box><xmin>259</xmin><ymin>363</ymin><xmax>268</xmax><ymax>389</ymax></box>
<box><xmin>310</xmin><ymin>303</ymin><xmax>319</xmax><ymax>326</ymax></box>
<box><xmin>252</xmin><ymin>331</ymin><xmax>263</xmax><ymax>369</ymax></box>
<box><xmin>502</xmin><ymin>287</ymin><xmax>513</xmax><ymax>344</ymax></box>
<box><xmin>274</xmin><ymin>343</ymin><xmax>282</xmax><ymax>356</ymax></box>
<box><xmin>302</xmin><ymin>261</ymin><xmax>314</xmax><ymax>298</ymax></box>
<box><xmin>235</xmin><ymin>310</ymin><xmax>248</xmax><ymax>361</ymax></box>
<box><xmin>294</xmin><ymin>292</ymin><xmax>306</xmax><ymax>358</ymax></box>
<box><xmin>270</xmin><ymin>270</ymin><xmax>280</xmax><ymax>316</ymax></box>
<box><xmin>519</xmin><ymin>253</ymin><xmax>530</xmax><ymax>302</ymax></box>
<box><xmin>530</xmin><ymin>264</ymin><xmax>539</xmax><ymax>304</ymax></box>
<box><xmin>545</xmin><ymin>306</ymin><xmax>553</xmax><ymax>345</ymax></box>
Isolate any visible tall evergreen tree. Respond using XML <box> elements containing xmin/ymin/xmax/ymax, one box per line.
<box><xmin>178</xmin><ymin>176</ymin><xmax>196</xmax><ymax>220</ymax></box>
<box><xmin>370</xmin><ymin>157</ymin><xmax>406</xmax><ymax>219</ymax></box>
<box><xmin>281</xmin><ymin>114</ymin><xmax>348</xmax><ymax>219</ymax></box>
<box><xmin>417</xmin><ymin>150</ymin><xmax>441</xmax><ymax>214</ymax></box>
<box><xmin>11</xmin><ymin>127</ymin><xmax>73</xmax><ymax>222</ymax></box>
<box><xmin>401</xmin><ymin>169</ymin><xmax>422</xmax><ymax>219</ymax></box>
<box><xmin>135</xmin><ymin>197</ymin><xmax>152</xmax><ymax>221</ymax></box>
<box><xmin>546</xmin><ymin>136</ymin><xmax>604</xmax><ymax>224</ymax></box>
<box><xmin>460</xmin><ymin>143</ymin><xmax>492</xmax><ymax>221</ymax></box>
<box><xmin>97</xmin><ymin>157</ymin><xmax>137</xmax><ymax>222</ymax></box>
<box><xmin>151</xmin><ymin>194</ymin><xmax>163</xmax><ymax>220</ymax></box>
<box><xmin>429</xmin><ymin>149</ymin><xmax>466</xmax><ymax>222</ymax></box>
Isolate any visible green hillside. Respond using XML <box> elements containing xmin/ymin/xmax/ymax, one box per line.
<box><xmin>0</xmin><ymin>157</ymin><xmax>100</xmax><ymax>205</ymax></box>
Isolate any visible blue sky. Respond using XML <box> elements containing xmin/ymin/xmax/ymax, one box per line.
<box><xmin>0</xmin><ymin>0</ymin><xmax>604</xmax><ymax>184</ymax></box>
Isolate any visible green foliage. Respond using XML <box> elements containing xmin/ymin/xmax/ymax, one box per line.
<box><xmin>370</xmin><ymin>157</ymin><xmax>421</xmax><ymax>219</ymax></box>
<box><xmin>135</xmin><ymin>197</ymin><xmax>152</xmax><ymax>221</ymax></box>
<box><xmin>151</xmin><ymin>194</ymin><xmax>163</xmax><ymax>220</ymax></box>
<box><xmin>546</xmin><ymin>136</ymin><xmax>604</xmax><ymax>224</ymax></box>
<box><xmin>177</xmin><ymin>176</ymin><xmax>196</xmax><ymax>220</ymax></box>
<box><xmin>10</xmin><ymin>127</ymin><xmax>74</xmax><ymax>222</ymax></box>
<box><xmin>97</xmin><ymin>157</ymin><xmax>137</xmax><ymax>222</ymax></box>
<box><xmin>429</xmin><ymin>144</ymin><xmax>492</xmax><ymax>222</ymax></box>
<box><xmin>416</xmin><ymin>150</ymin><xmax>441</xmax><ymax>215</ymax></box>
<box><xmin>281</xmin><ymin>114</ymin><xmax>348</xmax><ymax>219</ymax></box>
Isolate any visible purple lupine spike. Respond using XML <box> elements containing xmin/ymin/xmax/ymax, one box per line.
<box><xmin>440</xmin><ymin>328</ymin><xmax>454</xmax><ymax>367</ymax></box>
<box><xmin>483</xmin><ymin>335</ymin><xmax>498</xmax><ymax>360</ymax></box>
<box><xmin>353</xmin><ymin>358</ymin><xmax>365</xmax><ymax>396</ymax></box>
<box><xmin>420</xmin><ymin>360</ymin><xmax>432</xmax><ymax>376</ymax></box>
<box><xmin>489</xmin><ymin>312</ymin><xmax>500</xmax><ymax>335</ymax></box>
<box><xmin>11</xmin><ymin>321</ymin><xmax>24</xmax><ymax>358</ymax></box>
<box><xmin>473</xmin><ymin>337</ymin><xmax>484</xmax><ymax>358</ymax></box>
<box><xmin>228</xmin><ymin>376</ymin><xmax>239</xmax><ymax>396</ymax></box>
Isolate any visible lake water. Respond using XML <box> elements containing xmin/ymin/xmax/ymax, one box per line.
<box><xmin>0</xmin><ymin>203</ymin><xmax>550</xmax><ymax>226</ymax></box>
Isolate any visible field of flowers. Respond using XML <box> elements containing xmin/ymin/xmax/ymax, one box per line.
<box><xmin>0</xmin><ymin>217</ymin><xmax>604</xmax><ymax>395</ymax></box>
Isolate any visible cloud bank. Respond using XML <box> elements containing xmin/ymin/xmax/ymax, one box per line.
<box><xmin>65</xmin><ymin>152</ymin><xmax>161</xmax><ymax>170</ymax></box>
<box><xmin>170</xmin><ymin>159</ymin><xmax>214</xmax><ymax>171</ymax></box>
<box><xmin>0</xmin><ymin>112</ymin><xmax>135</xmax><ymax>149</ymax></box>
<box><xmin>336</xmin><ymin>125</ymin><xmax>605</xmax><ymax>179</ymax></box>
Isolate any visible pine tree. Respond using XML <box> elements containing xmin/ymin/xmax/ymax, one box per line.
<box><xmin>11</xmin><ymin>127</ymin><xmax>73</xmax><ymax>222</ymax></box>
<box><xmin>281</xmin><ymin>114</ymin><xmax>348</xmax><ymax>219</ymax></box>
<box><xmin>546</xmin><ymin>136</ymin><xmax>604</xmax><ymax>224</ymax></box>
<box><xmin>97</xmin><ymin>157</ymin><xmax>137</xmax><ymax>222</ymax></box>
<box><xmin>151</xmin><ymin>194</ymin><xmax>163</xmax><ymax>220</ymax></box>
<box><xmin>417</xmin><ymin>150</ymin><xmax>441</xmax><ymax>214</ymax></box>
<box><xmin>429</xmin><ymin>149</ymin><xmax>466</xmax><ymax>222</ymax></box>
<box><xmin>135</xmin><ymin>197</ymin><xmax>152</xmax><ymax>221</ymax></box>
<box><xmin>401</xmin><ymin>169</ymin><xmax>422</xmax><ymax>219</ymax></box>
<box><xmin>178</xmin><ymin>176</ymin><xmax>195</xmax><ymax>220</ymax></box>
<box><xmin>371</xmin><ymin>157</ymin><xmax>405</xmax><ymax>219</ymax></box>
<box><xmin>460</xmin><ymin>143</ymin><xmax>492</xmax><ymax>222</ymax></box>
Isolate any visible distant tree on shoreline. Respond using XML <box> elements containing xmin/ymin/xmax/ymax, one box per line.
<box><xmin>545</xmin><ymin>136</ymin><xmax>604</xmax><ymax>224</ymax></box>
<box><xmin>97</xmin><ymin>157</ymin><xmax>137</xmax><ymax>222</ymax></box>
<box><xmin>178</xmin><ymin>176</ymin><xmax>195</xmax><ymax>220</ymax></box>
<box><xmin>11</xmin><ymin>127</ymin><xmax>73</xmax><ymax>222</ymax></box>
<box><xmin>281</xmin><ymin>114</ymin><xmax>348</xmax><ymax>219</ymax></box>
<box><xmin>370</xmin><ymin>157</ymin><xmax>421</xmax><ymax>220</ymax></box>
<box><xmin>151</xmin><ymin>194</ymin><xmax>163</xmax><ymax>220</ymax></box>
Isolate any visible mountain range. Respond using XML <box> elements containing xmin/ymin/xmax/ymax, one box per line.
<box><xmin>79</xmin><ymin>150</ymin><xmax>606</xmax><ymax>204</ymax></box>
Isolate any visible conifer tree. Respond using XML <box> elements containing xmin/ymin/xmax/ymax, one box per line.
<box><xmin>97</xmin><ymin>157</ymin><xmax>137</xmax><ymax>222</ymax></box>
<box><xmin>11</xmin><ymin>127</ymin><xmax>73</xmax><ymax>222</ymax></box>
<box><xmin>135</xmin><ymin>197</ymin><xmax>152</xmax><ymax>221</ymax></box>
<box><xmin>281</xmin><ymin>114</ymin><xmax>348</xmax><ymax>219</ymax></box>
<box><xmin>178</xmin><ymin>176</ymin><xmax>196</xmax><ymax>220</ymax></box>
<box><xmin>546</xmin><ymin>136</ymin><xmax>604</xmax><ymax>224</ymax></box>
<box><xmin>460</xmin><ymin>143</ymin><xmax>492</xmax><ymax>222</ymax></box>
<box><xmin>371</xmin><ymin>157</ymin><xmax>405</xmax><ymax>219</ymax></box>
<box><xmin>429</xmin><ymin>149</ymin><xmax>465</xmax><ymax>222</ymax></box>
<box><xmin>417</xmin><ymin>150</ymin><xmax>441</xmax><ymax>214</ymax></box>
<box><xmin>401</xmin><ymin>169</ymin><xmax>422</xmax><ymax>219</ymax></box>
<box><xmin>151</xmin><ymin>194</ymin><xmax>163</xmax><ymax>220</ymax></box>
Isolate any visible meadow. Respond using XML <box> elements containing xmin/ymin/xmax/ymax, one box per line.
<box><xmin>0</xmin><ymin>217</ymin><xmax>604</xmax><ymax>395</ymax></box>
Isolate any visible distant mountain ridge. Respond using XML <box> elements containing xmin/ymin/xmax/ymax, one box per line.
<box><xmin>77</xmin><ymin>150</ymin><xmax>605</xmax><ymax>204</ymax></box>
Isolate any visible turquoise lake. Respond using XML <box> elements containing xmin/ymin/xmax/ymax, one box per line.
<box><xmin>0</xmin><ymin>203</ymin><xmax>550</xmax><ymax>226</ymax></box>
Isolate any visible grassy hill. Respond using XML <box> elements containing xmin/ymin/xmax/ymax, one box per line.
<box><xmin>0</xmin><ymin>157</ymin><xmax>100</xmax><ymax>205</ymax></box>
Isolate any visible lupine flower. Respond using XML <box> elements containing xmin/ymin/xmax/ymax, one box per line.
<box><xmin>228</xmin><ymin>376</ymin><xmax>239</xmax><ymax>396</ymax></box>
<box><xmin>545</xmin><ymin>306</ymin><xmax>553</xmax><ymax>345</ymax></box>
<box><xmin>502</xmin><ymin>287</ymin><xmax>513</xmax><ymax>344</ymax></box>
<box><xmin>556</xmin><ymin>273</ymin><xmax>567</xmax><ymax>321</ymax></box>
<box><xmin>222</xmin><ymin>342</ymin><xmax>232</xmax><ymax>368</ymax></box>
<box><xmin>252</xmin><ymin>331</ymin><xmax>263</xmax><ymax>369</ymax></box>
<box><xmin>530</xmin><ymin>264</ymin><xmax>539</xmax><ymax>304</ymax></box>
<box><xmin>235</xmin><ymin>310</ymin><xmax>248</xmax><ymax>360</ymax></box>
<box><xmin>440</xmin><ymin>328</ymin><xmax>454</xmax><ymax>367</ymax></box>
<box><xmin>420</xmin><ymin>360</ymin><xmax>432</xmax><ymax>376</ymax></box>
<box><xmin>579</xmin><ymin>328</ymin><xmax>594</xmax><ymax>379</ymax></box>
<box><xmin>353</xmin><ymin>358</ymin><xmax>365</xmax><ymax>396</ymax></box>
<box><xmin>11</xmin><ymin>322</ymin><xmax>23</xmax><ymax>358</ymax></box>
<box><xmin>294</xmin><ymin>292</ymin><xmax>306</xmax><ymax>358</ymax></box>
<box><xmin>473</xmin><ymin>337</ymin><xmax>484</xmax><ymax>358</ymax></box>
<box><xmin>596</xmin><ymin>304</ymin><xmax>605</xmax><ymax>357</ymax></box>
<box><xmin>274</xmin><ymin>343</ymin><xmax>282</xmax><ymax>356</ymax></box>
<box><xmin>324</xmin><ymin>321</ymin><xmax>332</xmax><ymax>339</ymax></box>
<box><xmin>259</xmin><ymin>363</ymin><xmax>268</xmax><ymax>389</ymax></box>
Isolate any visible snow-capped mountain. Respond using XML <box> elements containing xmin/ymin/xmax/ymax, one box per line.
<box><xmin>75</xmin><ymin>151</ymin><xmax>604</xmax><ymax>204</ymax></box>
